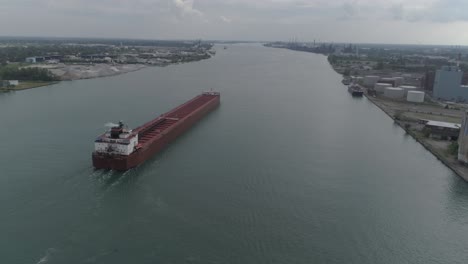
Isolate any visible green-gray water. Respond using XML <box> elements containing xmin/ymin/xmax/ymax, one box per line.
<box><xmin>2</xmin><ymin>44</ymin><xmax>468</xmax><ymax>263</ymax></box>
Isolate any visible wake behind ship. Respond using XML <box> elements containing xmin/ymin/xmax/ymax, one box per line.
<box><xmin>92</xmin><ymin>91</ymin><xmax>220</xmax><ymax>171</ymax></box>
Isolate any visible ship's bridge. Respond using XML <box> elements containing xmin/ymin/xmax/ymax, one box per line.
<box><xmin>94</xmin><ymin>122</ymin><xmax>139</xmax><ymax>156</ymax></box>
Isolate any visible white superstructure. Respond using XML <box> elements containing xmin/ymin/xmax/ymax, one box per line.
<box><xmin>94</xmin><ymin>122</ymin><xmax>139</xmax><ymax>156</ymax></box>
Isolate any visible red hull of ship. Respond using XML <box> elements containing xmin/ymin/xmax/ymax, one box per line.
<box><xmin>92</xmin><ymin>93</ymin><xmax>220</xmax><ymax>171</ymax></box>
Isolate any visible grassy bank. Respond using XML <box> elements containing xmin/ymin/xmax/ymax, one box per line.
<box><xmin>1</xmin><ymin>81</ymin><xmax>58</xmax><ymax>92</ymax></box>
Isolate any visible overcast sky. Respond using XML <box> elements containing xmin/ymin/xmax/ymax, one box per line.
<box><xmin>0</xmin><ymin>0</ymin><xmax>467</xmax><ymax>44</ymax></box>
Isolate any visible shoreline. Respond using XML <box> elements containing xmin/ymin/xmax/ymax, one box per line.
<box><xmin>47</xmin><ymin>63</ymin><xmax>148</xmax><ymax>81</ymax></box>
<box><xmin>365</xmin><ymin>94</ymin><xmax>468</xmax><ymax>181</ymax></box>
<box><xmin>5</xmin><ymin>56</ymin><xmax>213</xmax><ymax>91</ymax></box>
<box><xmin>316</xmin><ymin>51</ymin><xmax>468</xmax><ymax>181</ymax></box>
<box><xmin>271</xmin><ymin>45</ymin><xmax>468</xmax><ymax>181</ymax></box>
<box><xmin>1</xmin><ymin>81</ymin><xmax>60</xmax><ymax>92</ymax></box>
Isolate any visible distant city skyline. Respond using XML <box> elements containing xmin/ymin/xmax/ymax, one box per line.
<box><xmin>1</xmin><ymin>0</ymin><xmax>467</xmax><ymax>45</ymax></box>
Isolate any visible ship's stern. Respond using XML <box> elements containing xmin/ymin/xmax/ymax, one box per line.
<box><xmin>92</xmin><ymin>152</ymin><xmax>132</xmax><ymax>171</ymax></box>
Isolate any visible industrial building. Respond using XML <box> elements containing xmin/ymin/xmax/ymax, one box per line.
<box><xmin>384</xmin><ymin>87</ymin><xmax>404</xmax><ymax>99</ymax></box>
<box><xmin>407</xmin><ymin>91</ymin><xmax>425</xmax><ymax>103</ymax></box>
<box><xmin>433</xmin><ymin>66</ymin><xmax>468</xmax><ymax>102</ymax></box>
<box><xmin>7</xmin><ymin>80</ymin><xmax>18</xmax><ymax>86</ymax></box>
<box><xmin>374</xmin><ymin>83</ymin><xmax>392</xmax><ymax>93</ymax></box>
<box><xmin>424</xmin><ymin>120</ymin><xmax>460</xmax><ymax>140</ymax></box>
<box><xmin>363</xmin><ymin>76</ymin><xmax>379</xmax><ymax>87</ymax></box>
<box><xmin>0</xmin><ymin>80</ymin><xmax>18</xmax><ymax>88</ymax></box>
<box><xmin>458</xmin><ymin>110</ymin><xmax>468</xmax><ymax>164</ymax></box>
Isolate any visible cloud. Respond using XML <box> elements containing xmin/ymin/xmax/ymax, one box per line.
<box><xmin>415</xmin><ymin>0</ymin><xmax>468</xmax><ymax>23</ymax></box>
<box><xmin>0</xmin><ymin>0</ymin><xmax>468</xmax><ymax>44</ymax></box>
<box><xmin>10</xmin><ymin>0</ymin><xmax>468</xmax><ymax>24</ymax></box>
<box><xmin>376</xmin><ymin>0</ymin><xmax>468</xmax><ymax>23</ymax></box>
<box><xmin>44</xmin><ymin>0</ymin><xmax>170</xmax><ymax>16</ymax></box>
<box><xmin>220</xmin><ymin>15</ymin><xmax>232</xmax><ymax>23</ymax></box>
<box><xmin>341</xmin><ymin>2</ymin><xmax>360</xmax><ymax>19</ymax></box>
<box><xmin>171</xmin><ymin>0</ymin><xmax>203</xmax><ymax>18</ymax></box>
<box><xmin>389</xmin><ymin>4</ymin><xmax>404</xmax><ymax>20</ymax></box>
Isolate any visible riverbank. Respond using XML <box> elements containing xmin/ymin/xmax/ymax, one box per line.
<box><xmin>267</xmin><ymin>44</ymin><xmax>468</xmax><ymax>181</ymax></box>
<box><xmin>31</xmin><ymin>63</ymin><xmax>148</xmax><ymax>81</ymax></box>
<box><xmin>365</xmin><ymin>94</ymin><xmax>468</xmax><ymax>181</ymax></box>
<box><xmin>299</xmin><ymin>45</ymin><xmax>468</xmax><ymax>181</ymax></box>
<box><xmin>0</xmin><ymin>81</ymin><xmax>59</xmax><ymax>92</ymax></box>
<box><xmin>1</xmin><ymin>64</ymin><xmax>147</xmax><ymax>92</ymax></box>
<box><xmin>7</xmin><ymin>52</ymin><xmax>214</xmax><ymax>91</ymax></box>
<box><xmin>27</xmin><ymin>56</ymin><xmax>216</xmax><ymax>81</ymax></box>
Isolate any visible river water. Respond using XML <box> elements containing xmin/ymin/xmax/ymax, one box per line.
<box><xmin>1</xmin><ymin>44</ymin><xmax>468</xmax><ymax>264</ymax></box>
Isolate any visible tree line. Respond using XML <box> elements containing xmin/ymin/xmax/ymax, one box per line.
<box><xmin>0</xmin><ymin>65</ymin><xmax>57</xmax><ymax>81</ymax></box>
<box><xmin>0</xmin><ymin>45</ymin><xmax>115</xmax><ymax>63</ymax></box>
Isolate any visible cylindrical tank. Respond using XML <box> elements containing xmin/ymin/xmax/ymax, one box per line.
<box><xmin>363</xmin><ymin>75</ymin><xmax>380</xmax><ymax>87</ymax></box>
<box><xmin>393</xmin><ymin>77</ymin><xmax>404</xmax><ymax>87</ymax></box>
<box><xmin>384</xmin><ymin>87</ymin><xmax>405</xmax><ymax>99</ymax></box>
<box><xmin>407</xmin><ymin>91</ymin><xmax>425</xmax><ymax>103</ymax></box>
<box><xmin>374</xmin><ymin>83</ymin><xmax>392</xmax><ymax>93</ymax></box>
<box><xmin>379</xmin><ymin>77</ymin><xmax>396</xmax><ymax>87</ymax></box>
<box><xmin>398</xmin><ymin>85</ymin><xmax>418</xmax><ymax>95</ymax></box>
<box><xmin>354</xmin><ymin>76</ymin><xmax>364</xmax><ymax>84</ymax></box>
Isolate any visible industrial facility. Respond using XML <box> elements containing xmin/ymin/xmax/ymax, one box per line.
<box><xmin>458</xmin><ymin>111</ymin><xmax>468</xmax><ymax>164</ymax></box>
<box><xmin>349</xmin><ymin>74</ymin><xmax>426</xmax><ymax>102</ymax></box>
<box><xmin>407</xmin><ymin>91</ymin><xmax>425</xmax><ymax>103</ymax></box>
<box><xmin>424</xmin><ymin>120</ymin><xmax>460</xmax><ymax>140</ymax></box>
<box><xmin>433</xmin><ymin>66</ymin><xmax>468</xmax><ymax>102</ymax></box>
<box><xmin>0</xmin><ymin>80</ymin><xmax>19</xmax><ymax>88</ymax></box>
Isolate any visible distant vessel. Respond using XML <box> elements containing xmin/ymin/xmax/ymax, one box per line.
<box><xmin>348</xmin><ymin>83</ymin><xmax>364</xmax><ymax>97</ymax></box>
<box><xmin>224</xmin><ymin>46</ymin><xmax>227</xmax><ymax>50</ymax></box>
<box><xmin>92</xmin><ymin>91</ymin><xmax>220</xmax><ymax>171</ymax></box>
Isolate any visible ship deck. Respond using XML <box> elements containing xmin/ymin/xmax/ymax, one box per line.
<box><xmin>135</xmin><ymin>94</ymin><xmax>218</xmax><ymax>146</ymax></box>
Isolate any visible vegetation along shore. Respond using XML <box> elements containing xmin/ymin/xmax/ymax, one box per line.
<box><xmin>0</xmin><ymin>38</ymin><xmax>215</xmax><ymax>92</ymax></box>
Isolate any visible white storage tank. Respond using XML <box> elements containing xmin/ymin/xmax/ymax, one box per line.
<box><xmin>398</xmin><ymin>85</ymin><xmax>418</xmax><ymax>95</ymax></box>
<box><xmin>407</xmin><ymin>91</ymin><xmax>425</xmax><ymax>103</ymax></box>
<box><xmin>354</xmin><ymin>76</ymin><xmax>364</xmax><ymax>84</ymax></box>
<box><xmin>384</xmin><ymin>87</ymin><xmax>405</xmax><ymax>99</ymax></box>
<box><xmin>364</xmin><ymin>75</ymin><xmax>380</xmax><ymax>87</ymax></box>
<box><xmin>393</xmin><ymin>77</ymin><xmax>404</xmax><ymax>87</ymax></box>
<box><xmin>374</xmin><ymin>83</ymin><xmax>392</xmax><ymax>93</ymax></box>
<box><xmin>379</xmin><ymin>77</ymin><xmax>396</xmax><ymax>87</ymax></box>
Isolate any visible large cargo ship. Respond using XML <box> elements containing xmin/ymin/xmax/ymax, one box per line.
<box><xmin>92</xmin><ymin>91</ymin><xmax>220</xmax><ymax>171</ymax></box>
